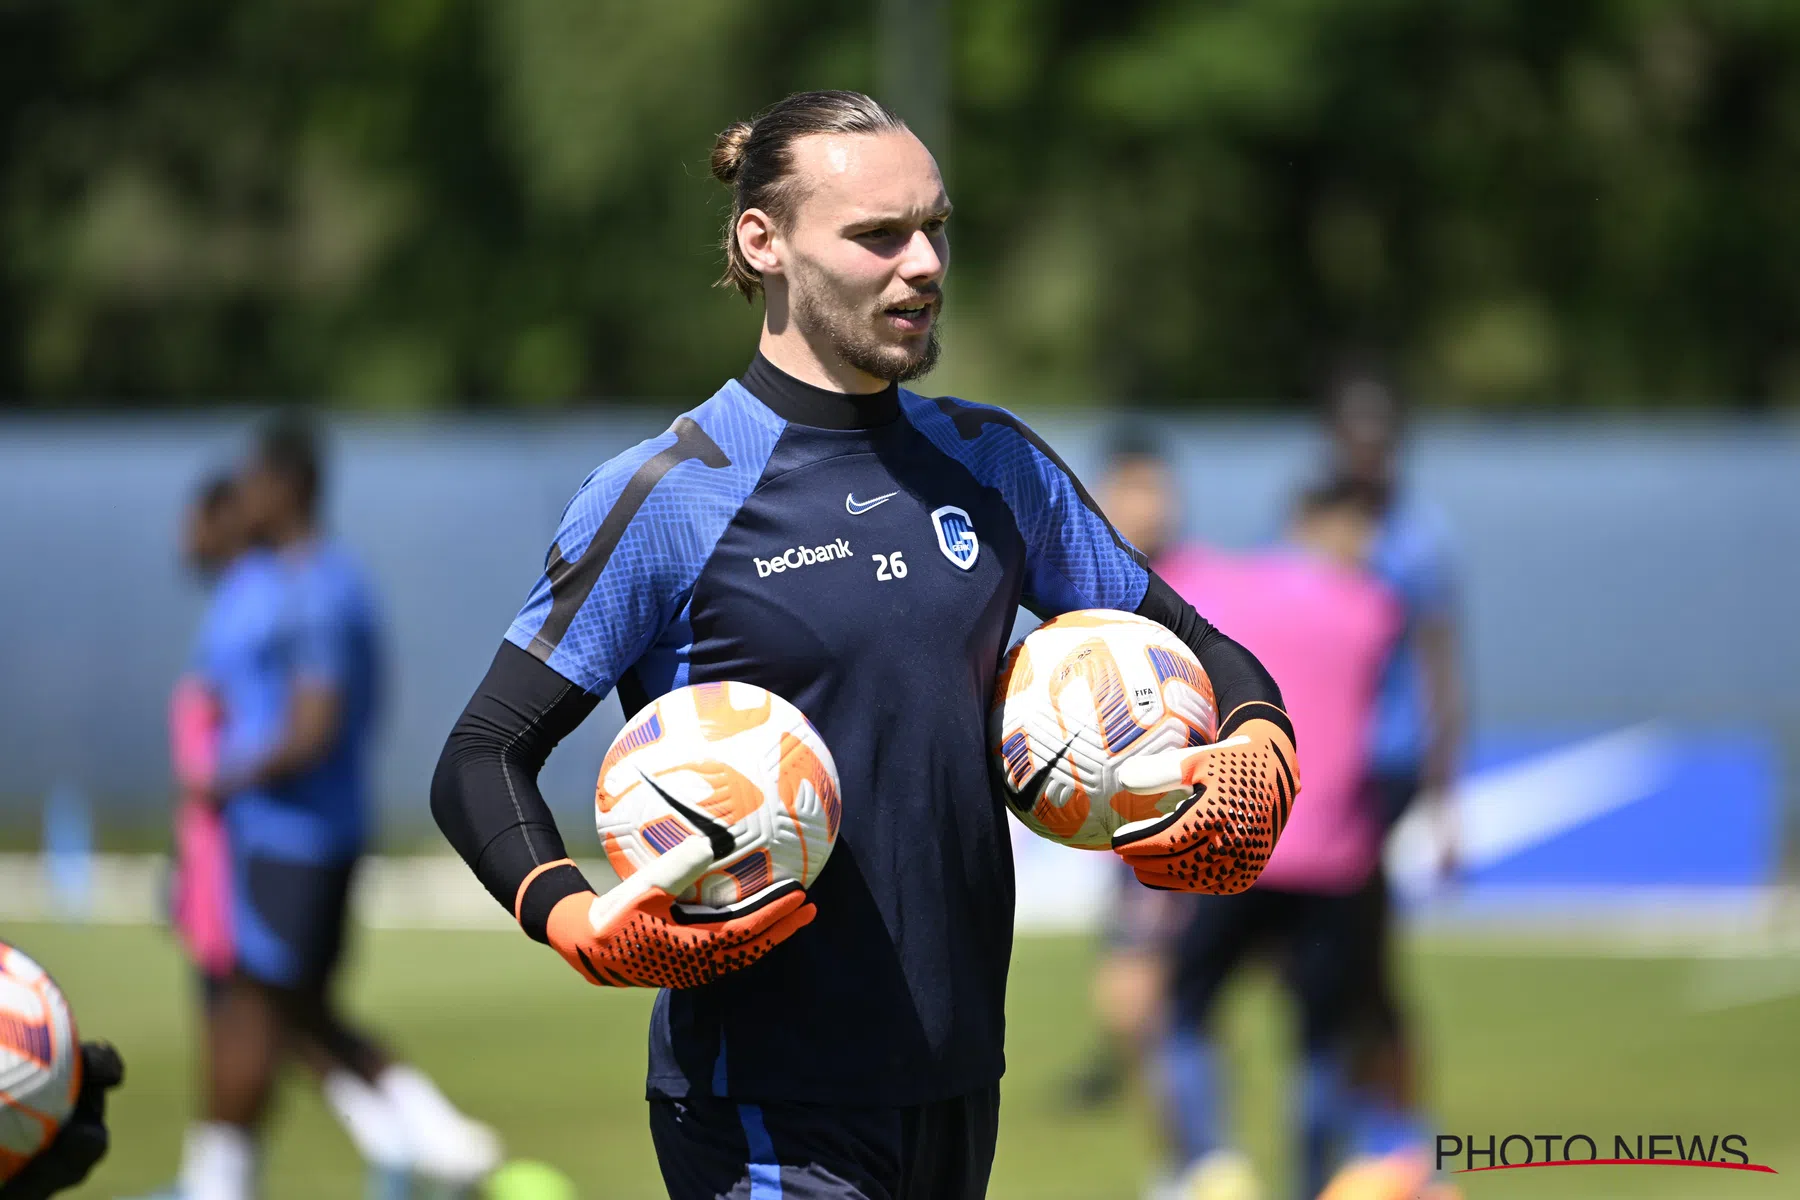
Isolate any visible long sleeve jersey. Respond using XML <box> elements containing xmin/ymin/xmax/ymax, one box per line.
<box><xmin>433</xmin><ymin>355</ymin><xmax>1285</xmax><ymax>1105</ymax></box>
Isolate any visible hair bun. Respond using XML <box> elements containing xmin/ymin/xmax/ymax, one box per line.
<box><xmin>711</xmin><ymin>121</ymin><xmax>754</xmax><ymax>187</ymax></box>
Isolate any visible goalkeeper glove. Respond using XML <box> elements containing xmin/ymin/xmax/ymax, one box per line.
<box><xmin>534</xmin><ymin>836</ymin><xmax>815</xmax><ymax>989</ymax></box>
<box><xmin>1110</xmin><ymin>704</ymin><xmax>1299</xmax><ymax>893</ymax></box>
<box><xmin>1</xmin><ymin>1042</ymin><xmax>124</xmax><ymax>1200</ymax></box>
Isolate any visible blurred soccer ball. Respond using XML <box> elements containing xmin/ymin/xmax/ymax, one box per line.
<box><xmin>990</xmin><ymin>609</ymin><xmax>1217</xmax><ymax>849</ymax></box>
<box><xmin>595</xmin><ymin>681</ymin><xmax>841</xmax><ymax>907</ymax></box>
<box><xmin>0</xmin><ymin>942</ymin><xmax>81</xmax><ymax>1183</ymax></box>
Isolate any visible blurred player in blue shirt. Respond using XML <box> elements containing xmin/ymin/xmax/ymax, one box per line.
<box><xmin>1314</xmin><ymin>366</ymin><xmax>1466</xmax><ymax>1197</ymax></box>
<box><xmin>161</xmin><ymin>418</ymin><xmax>497</xmax><ymax>1200</ymax></box>
<box><xmin>1326</xmin><ymin>369</ymin><xmax>1465</xmax><ymax>825</ymax></box>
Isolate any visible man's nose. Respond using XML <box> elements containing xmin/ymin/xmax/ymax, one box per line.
<box><xmin>899</xmin><ymin>230</ymin><xmax>945</xmax><ymax>284</ymax></box>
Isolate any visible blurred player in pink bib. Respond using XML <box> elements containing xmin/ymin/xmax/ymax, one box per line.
<box><xmin>1161</xmin><ymin>507</ymin><xmax>1398</xmax><ymax>899</ymax></box>
<box><xmin>1153</xmin><ymin>479</ymin><xmax>1411</xmax><ymax>1200</ymax></box>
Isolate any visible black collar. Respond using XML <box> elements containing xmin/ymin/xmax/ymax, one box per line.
<box><xmin>739</xmin><ymin>353</ymin><xmax>900</xmax><ymax>430</ymax></box>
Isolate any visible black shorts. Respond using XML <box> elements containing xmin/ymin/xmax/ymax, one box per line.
<box><xmin>197</xmin><ymin>968</ymin><xmax>227</xmax><ymax>1012</ymax></box>
<box><xmin>650</xmin><ymin>1085</ymin><xmax>1000</xmax><ymax>1200</ymax></box>
<box><xmin>231</xmin><ymin>852</ymin><xmax>357</xmax><ymax>991</ymax></box>
<box><xmin>1167</xmin><ymin>881</ymin><xmax>1386</xmax><ymax>1053</ymax></box>
<box><xmin>1365</xmin><ymin>771</ymin><xmax>1422</xmax><ymax>1040</ymax></box>
<box><xmin>1372</xmin><ymin>770</ymin><xmax>1421</xmax><ymax>832</ymax></box>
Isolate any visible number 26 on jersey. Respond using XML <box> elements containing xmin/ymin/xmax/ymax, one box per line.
<box><xmin>872</xmin><ymin>552</ymin><xmax>908</xmax><ymax>582</ymax></box>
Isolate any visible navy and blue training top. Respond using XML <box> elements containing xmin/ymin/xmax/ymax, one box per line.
<box><xmin>433</xmin><ymin>355</ymin><xmax>1284</xmax><ymax>1106</ymax></box>
<box><xmin>201</xmin><ymin>540</ymin><xmax>383</xmax><ymax>864</ymax></box>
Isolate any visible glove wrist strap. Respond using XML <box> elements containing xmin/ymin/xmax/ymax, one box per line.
<box><xmin>1218</xmin><ymin>700</ymin><xmax>1294</xmax><ymax>746</ymax></box>
<box><xmin>514</xmin><ymin>858</ymin><xmax>593</xmax><ymax>944</ymax></box>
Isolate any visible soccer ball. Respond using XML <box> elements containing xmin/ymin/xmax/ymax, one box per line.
<box><xmin>0</xmin><ymin>942</ymin><xmax>81</xmax><ymax>1183</ymax></box>
<box><xmin>595</xmin><ymin>680</ymin><xmax>841</xmax><ymax>907</ymax></box>
<box><xmin>990</xmin><ymin>609</ymin><xmax>1217</xmax><ymax>849</ymax></box>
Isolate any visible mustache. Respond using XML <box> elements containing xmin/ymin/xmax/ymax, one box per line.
<box><xmin>880</xmin><ymin>288</ymin><xmax>943</xmax><ymax>310</ymax></box>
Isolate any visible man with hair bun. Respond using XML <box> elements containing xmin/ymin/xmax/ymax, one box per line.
<box><xmin>434</xmin><ymin>89</ymin><xmax>1300</xmax><ymax>1199</ymax></box>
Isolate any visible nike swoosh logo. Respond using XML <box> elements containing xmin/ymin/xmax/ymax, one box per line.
<box><xmin>845</xmin><ymin>491</ymin><xmax>898</xmax><ymax>515</ymax></box>
<box><xmin>1386</xmin><ymin>724</ymin><xmax>1666</xmax><ymax>901</ymax></box>
<box><xmin>638</xmin><ymin>769</ymin><xmax>736</xmax><ymax>860</ymax></box>
<box><xmin>1004</xmin><ymin>734</ymin><xmax>1077</xmax><ymax>816</ymax></box>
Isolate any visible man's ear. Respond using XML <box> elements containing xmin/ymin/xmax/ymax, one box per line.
<box><xmin>737</xmin><ymin>208</ymin><xmax>782</xmax><ymax>278</ymax></box>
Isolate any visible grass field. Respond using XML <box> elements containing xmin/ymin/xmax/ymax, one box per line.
<box><xmin>11</xmin><ymin>922</ymin><xmax>1799</xmax><ymax>1199</ymax></box>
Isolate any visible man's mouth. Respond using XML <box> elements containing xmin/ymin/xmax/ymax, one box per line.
<box><xmin>883</xmin><ymin>301</ymin><xmax>935</xmax><ymax>334</ymax></box>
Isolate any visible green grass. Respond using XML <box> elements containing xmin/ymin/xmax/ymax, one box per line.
<box><xmin>12</xmin><ymin>923</ymin><xmax>1800</xmax><ymax>1199</ymax></box>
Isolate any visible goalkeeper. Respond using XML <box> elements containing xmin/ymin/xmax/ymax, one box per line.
<box><xmin>432</xmin><ymin>89</ymin><xmax>1298</xmax><ymax>1200</ymax></box>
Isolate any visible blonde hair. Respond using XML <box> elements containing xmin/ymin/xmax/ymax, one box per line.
<box><xmin>712</xmin><ymin>90</ymin><xmax>909</xmax><ymax>300</ymax></box>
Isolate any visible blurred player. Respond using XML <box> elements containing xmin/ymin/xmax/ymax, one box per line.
<box><xmin>1151</xmin><ymin>482</ymin><xmax>1402</xmax><ymax>1200</ymax></box>
<box><xmin>1326</xmin><ymin>365</ymin><xmax>1463</xmax><ymax>849</ymax></box>
<box><xmin>433</xmin><ymin>90</ymin><xmax>1300</xmax><ymax>1199</ymax></box>
<box><xmin>1323</xmin><ymin>365</ymin><xmax>1464</xmax><ymax>1180</ymax></box>
<box><xmin>1067</xmin><ymin>429</ymin><xmax>1193</xmax><ymax>1109</ymax></box>
<box><xmin>165</xmin><ymin>472</ymin><xmax>430</xmax><ymax>1199</ymax></box>
<box><xmin>153</xmin><ymin>419</ymin><xmax>498</xmax><ymax>1200</ymax></box>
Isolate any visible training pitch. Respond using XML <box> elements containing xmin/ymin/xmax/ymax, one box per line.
<box><xmin>13</xmin><ymin>923</ymin><xmax>1798</xmax><ymax>1199</ymax></box>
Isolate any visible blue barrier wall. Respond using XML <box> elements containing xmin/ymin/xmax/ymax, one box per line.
<box><xmin>2</xmin><ymin>411</ymin><xmax>1795</xmax><ymax>841</ymax></box>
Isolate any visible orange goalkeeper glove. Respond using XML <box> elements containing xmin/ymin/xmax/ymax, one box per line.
<box><xmin>1109</xmin><ymin>704</ymin><xmax>1299</xmax><ymax>894</ymax></box>
<box><xmin>528</xmin><ymin>835</ymin><xmax>815</xmax><ymax>990</ymax></box>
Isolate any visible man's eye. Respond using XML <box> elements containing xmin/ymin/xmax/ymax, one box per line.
<box><xmin>860</xmin><ymin>228</ymin><xmax>894</xmax><ymax>241</ymax></box>
<box><xmin>924</xmin><ymin>219</ymin><xmax>946</xmax><ymax>234</ymax></box>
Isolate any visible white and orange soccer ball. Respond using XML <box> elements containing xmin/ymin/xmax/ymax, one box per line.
<box><xmin>0</xmin><ymin>942</ymin><xmax>81</xmax><ymax>1183</ymax></box>
<box><xmin>595</xmin><ymin>681</ymin><xmax>841</xmax><ymax>908</ymax></box>
<box><xmin>990</xmin><ymin>609</ymin><xmax>1218</xmax><ymax>849</ymax></box>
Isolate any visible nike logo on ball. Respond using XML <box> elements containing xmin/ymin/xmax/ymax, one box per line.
<box><xmin>845</xmin><ymin>491</ymin><xmax>898</xmax><ymax>515</ymax></box>
<box><xmin>1005</xmin><ymin>734</ymin><xmax>1077</xmax><ymax>816</ymax></box>
<box><xmin>638</xmin><ymin>769</ymin><xmax>736</xmax><ymax>860</ymax></box>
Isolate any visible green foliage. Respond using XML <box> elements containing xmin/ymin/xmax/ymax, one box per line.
<box><xmin>2</xmin><ymin>0</ymin><xmax>1797</xmax><ymax>408</ymax></box>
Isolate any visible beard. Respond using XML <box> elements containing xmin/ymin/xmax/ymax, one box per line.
<box><xmin>791</xmin><ymin>268</ymin><xmax>942</xmax><ymax>384</ymax></box>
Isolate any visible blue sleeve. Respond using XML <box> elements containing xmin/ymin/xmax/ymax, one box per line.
<box><xmin>1413</xmin><ymin>517</ymin><xmax>1457</xmax><ymax>619</ymax></box>
<box><xmin>1410</xmin><ymin>542</ymin><xmax>1455</xmax><ymax>620</ymax></box>
<box><xmin>505</xmin><ymin>397</ymin><xmax>782</xmax><ymax>695</ymax></box>
<box><xmin>291</xmin><ymin>568</ymin><xmax>352</xmax><ymax>689</ymax></box>
<box><xmin>901</xmin><ymin>393</ymin><xmax>1149</xmax><ymax>616</ymax></box>
<box><xmin>1376</xmin><ymin>503</ymin><xmax>1458</xmax><ymax>622</ymax></box>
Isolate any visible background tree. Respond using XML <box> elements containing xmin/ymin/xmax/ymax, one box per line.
<box><xmin>2</xmin><ymin>0</ymin><xmax>1796</xmax><ymax>409</ymax></box>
